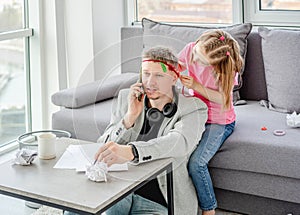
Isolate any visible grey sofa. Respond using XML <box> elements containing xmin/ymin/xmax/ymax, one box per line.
<box><xmin>52</xmin><ymin>20</ymin><xmax>300</xmax><ymax>215</ymax></box>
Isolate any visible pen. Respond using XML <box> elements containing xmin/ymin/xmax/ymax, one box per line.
<box><xmin>93</xmin><ymin>134</ymin><xmax>110</xmax><ymax>165</ymax></box>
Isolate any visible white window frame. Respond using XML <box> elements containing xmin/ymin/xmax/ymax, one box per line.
<box><xmin>126</xmin><ymin>0</ymin><xmax>244</xmax><ymax>26</ymax></box>
<box><xmin>27</xmin><ymin>0</ymin><xmax>44</xmax><ymax>133</ymax></box>
<box><xmin>0</xmin><ymin>0</ymin><xmax>34</xmax><ymax>153</ymax></box>
<box><xmin>125</xmin><ymin>0</ymin><xmax>136</xmax><ymax>26</ymax></box>
<box><xmin>244</xmin><ymin>0</ymin><xmax>300</xmax><ymax>27</ymax></box>
<box><xmin>127</xmin><ymin>0</ymin><xmax>300</xmax><ymax>27</ymax></box>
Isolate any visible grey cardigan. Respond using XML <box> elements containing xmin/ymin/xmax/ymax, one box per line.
<box><xmin>98</xmin><ymin>88</ymin><xmax>208</xmax><ymax>215</ymax></box>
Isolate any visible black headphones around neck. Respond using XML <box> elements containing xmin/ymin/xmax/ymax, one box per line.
<box><xmin>144</xmin><ymin>87</ymin><xmax>178</xmax><ymax>122</ymax></box>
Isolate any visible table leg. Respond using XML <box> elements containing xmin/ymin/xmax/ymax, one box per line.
<box><xmin>166</xmin><ymin>163</ymin><xmax>174</xmax><ymax>215</ymax></box>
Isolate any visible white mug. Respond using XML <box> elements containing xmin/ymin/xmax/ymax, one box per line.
<box><xmin>38</xmin><ymin>133</ymin><xmax>56</xmax><ymax>160</ymax></box>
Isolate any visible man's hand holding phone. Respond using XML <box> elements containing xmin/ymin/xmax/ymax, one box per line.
<box><xmin>123</xmin><ymin>82</ymin><xmax>145</xmax><ymax>129</ymax></box>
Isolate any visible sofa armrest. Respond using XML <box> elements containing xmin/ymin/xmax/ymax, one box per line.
<box><xmin>51</xmin><ymin>73</ymin><xmax>138</xmax><ymax>108</ymax></box>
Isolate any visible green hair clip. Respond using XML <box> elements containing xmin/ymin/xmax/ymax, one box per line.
<box><xmin>160</xmin><ymin>62</ymin><xmax>167</xmax><ymax>73</ymax></box>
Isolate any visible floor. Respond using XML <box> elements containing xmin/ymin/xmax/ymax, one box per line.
<box><xmin>0</xmin><ymin>197</ymin><xmax>241</xmax><ymax>215</ymax></box>
<box><xmin>0</xmin><ymin>195</ymin><xmax>36</xmax><ymax>215</ymax></box>
<box><xmin>0</xmin><ymin>192</ymin><xmax>242</xmax><ymax>215</ymax></box>
<box><xmin>0</xmin><ymin>148</ymin><xmax>242</xmax><ymax>215</ymax></box>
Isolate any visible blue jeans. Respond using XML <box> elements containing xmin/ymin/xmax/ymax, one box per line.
<box><xmin>64</xmin><ymin>193</ymin><xmax>167</xmax><ymax>215</ymax></box>
<box><xmin>188</xmin><ymin>122</ymin><xmax>235</xmax><ymax>211</ymax></box>
<box><xmin>106</xmin><ymin>193</ymin><xmax>167</xmax><ymax>215</ymax></box>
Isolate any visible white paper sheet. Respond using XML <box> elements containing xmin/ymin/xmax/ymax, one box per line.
<box><xmin>54</xmin><ymin>143</ymin><xmax>128</xmax><ymax>172</ymax></box>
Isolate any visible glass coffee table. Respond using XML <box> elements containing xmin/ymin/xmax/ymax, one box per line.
<box><xmin>17</xmin><ymin>129</ymin><xmax>71</xmax><ymax>150</ymax></box>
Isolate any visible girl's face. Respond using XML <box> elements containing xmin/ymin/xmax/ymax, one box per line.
<box><xmin>191</xmin><ymin>43</ymin><xmax>210</xmax><ymax>66</ymax></box>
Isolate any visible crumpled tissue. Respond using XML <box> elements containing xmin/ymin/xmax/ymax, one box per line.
<box><xmin>286</xmin><ymin>111</ymin><xmax>300</xmax><ymax>128</ymax></box>
<box><xmin>85</xmin><ymin>162</ymin><xmax>108</xmax><ymax>182</ymax></box>
<box><xmin>13</xmin><ymin>149</ymin><xmax>38</xmax><ymax>165</ymax></box>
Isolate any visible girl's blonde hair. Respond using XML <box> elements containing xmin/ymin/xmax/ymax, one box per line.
<box><xmin>194</xmin><ymin>30</ymin><xmax>244</xmax><ymax>109</ymax></box>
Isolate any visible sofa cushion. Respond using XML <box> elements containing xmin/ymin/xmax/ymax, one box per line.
<box><xmin>211</xmin><ymin>168</ymin><xmax>300</xmax><ymax>205</ymax></box>
<box><xmin>258</xmin><ymin>27</ymin><xmax>300</xmax><ymax>113</ymax></box>
<box><xmin>142</xmin><ymin>18</ymin><xmax>252</xmax><ymax>57</ymax></box>
<box><xmin>52</xmin><ymin>73</ymin><xmax>138</xmax><ymax>108</ymax></box>
<box><xmin>210</xmin><ymin>101</ymin><xmax>300</xmax><ymax>205</ymax></box>
<box><xmin>52</xmin><ymin>99</ymin><xmax>113</xmax><ymax>142</ymax></box>
<box><xmin>142</xmin><ymin>18</ymin><xmax>252</xmax><ymax>101</ymax></box>
<box><xmin>209</xmin><ymin>101</ymin><xmax>300</xmax><ymax>180</ymax></box>
<box><xmin>121</xmin><ymin>26</ymin><xmax>143</xmax><ymax>74</ymax></box>
<box><xmin>239</xmin><ymin>32</ymin><xmax>268</xmax><ymax>101</ymax></box>
<box><xmin>214</xmin><ymin>188</ymin><xmax>300</xmax><ymax>215</ymax></box>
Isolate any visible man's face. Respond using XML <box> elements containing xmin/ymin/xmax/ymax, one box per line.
<box><xmin>141</xmin><ymin>61</ymin><xmax>177</xmax><ymax>100</ymax></box>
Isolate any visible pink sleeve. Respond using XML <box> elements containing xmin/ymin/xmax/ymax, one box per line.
<box><xmin>178</xmin><ymin>45</ymin><xmax>188</xmax><ymax>67</ymax></box>
<box><xmin>178</xmin><ymin>43</ymin><xmax>193</xmax><ymax>67</ymax></box>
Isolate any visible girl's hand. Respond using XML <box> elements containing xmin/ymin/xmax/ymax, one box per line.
<box><xmin>180</xmin><ymin>75</ymin><xmax>197</xmax><ymax>90</ymax></box>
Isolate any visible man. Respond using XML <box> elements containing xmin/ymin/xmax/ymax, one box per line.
<box><xmin>95</xmin><ymin>46</ymin><xmax>207</xmax><ymax>215</ymax></box>
<box><xmin>65</xmin><ymin>47</ymin><xmax>207</xmax><ymax>215</ymax></box>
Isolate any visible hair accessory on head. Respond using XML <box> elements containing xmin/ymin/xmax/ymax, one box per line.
<box><xmin>160</xmin><ymin>62</ymin><xmax>167</xmax><ymax>73</ymax></box>
<box><xmin>226</xmin><ymin>51</ymin><xmax>230</xmax><ymax>56</ymax></box>
<box><xmin>219</xmin><ymin>36</ymin><xmax>225</xmax><ymax>41</ymax></box>
<box><xmin>142</xmin><ymin>59</ymin><xmax>180</xmax><ymax>77</ymax></box>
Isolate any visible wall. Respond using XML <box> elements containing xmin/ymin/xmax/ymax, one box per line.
<box><xmin>30</xmin><ymin>0</ymin><xmax>126</xmax><ymax>129</ymax></box>
<box><xmin>30</xmin><ymin>0</ymin><xmax>95</xmax><ymax>130</ymax></box>
<box><xmin>92</xmin><ymin>0</ymin><xmax>126</xmax><ymax>81</ymax></box>
<box><xmin>29</xmin><ymin>0</ymin><xmax>59</xmax><ymax>130</ymax></box>
<box><xmin>64</xmin><ymin>0</ymin><xmax>94</xmax><ymax>88</ymax></box>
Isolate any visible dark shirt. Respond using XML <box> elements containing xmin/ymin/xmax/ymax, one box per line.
<box><xmin>134</xmin><ymin>110</ymin><xmax>167</xmax><ymax>208</ymax></box>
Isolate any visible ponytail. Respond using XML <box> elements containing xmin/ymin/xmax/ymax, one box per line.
<box><xmin>215</xmin><ymin>55</ymin><xmax>235</xmax><ymax>110</ymax></box>
<box><xmin>197</xmin><ymin>30</ymin><xmax>244</xmax><ymax>110</ymax></box>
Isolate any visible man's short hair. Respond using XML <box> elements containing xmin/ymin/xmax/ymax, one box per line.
<box><xmin>143</xmin><ymin>46</ymin><xmax>178</xmax><ymax>69</ymax></box>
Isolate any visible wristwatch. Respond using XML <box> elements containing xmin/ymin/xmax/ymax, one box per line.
<box><xmin>130</xmin><ymin>145</ymin><xmax>139</xmax><ymax>163</ymax></box>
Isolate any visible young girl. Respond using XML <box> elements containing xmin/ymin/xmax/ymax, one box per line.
<box><xmin>178</xmin><ymin>30</ymin><xmax>243</xmax><ymax>215</ymax></box>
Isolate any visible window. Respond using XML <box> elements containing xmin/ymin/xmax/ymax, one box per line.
<box><xmin>0</xmin><ymin>0</ymin><xmax>32</xmax><ymax>148</ymax></box>
<box><xmin>135</xmin><ymin>0</ymin><xmax>233</xmax><ymax>24</ymax></box>
<box><xmin>132</xmin><ymin>0</ymin><xmax>300</xmax><ymax>26</ymax></box>
<box><xmin>244</xmin><ymin>0</ymin><xmax>300</xmax><ymax>26</ymax></box>
<box><xmin>260</xmin><ymin>0</ymin><xmax>300</xmax><ymax>11</ymax></box>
